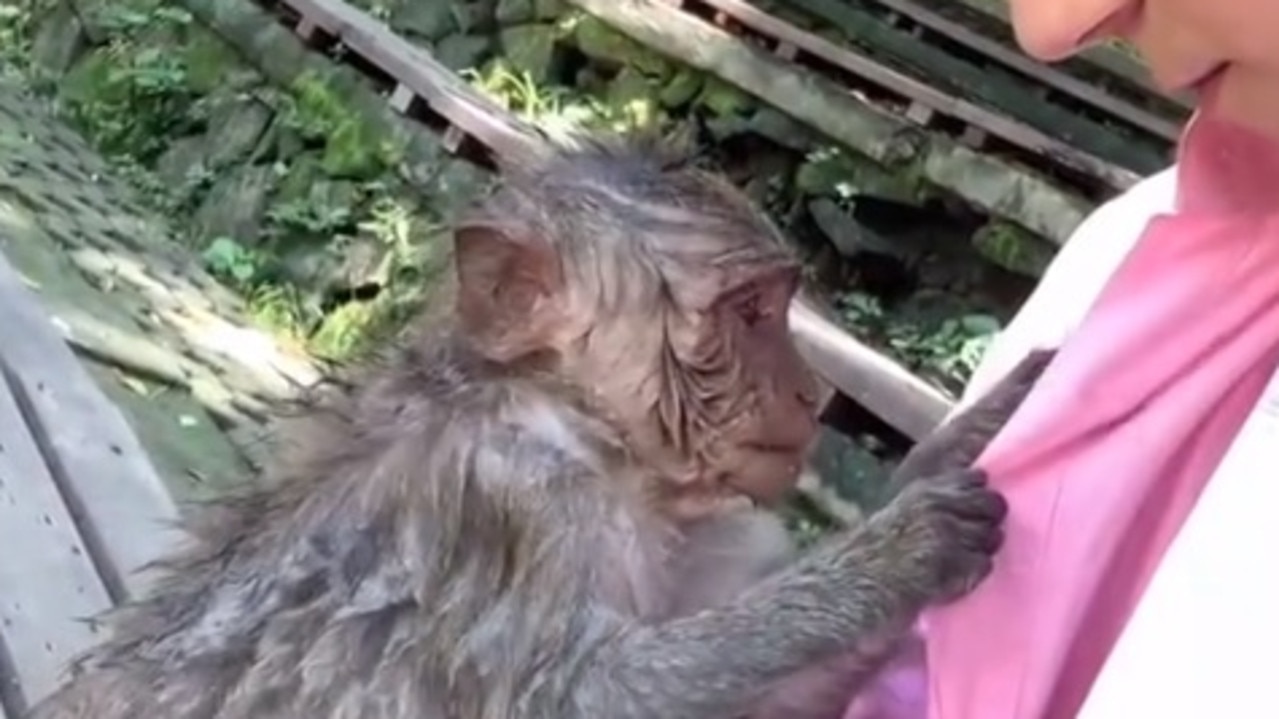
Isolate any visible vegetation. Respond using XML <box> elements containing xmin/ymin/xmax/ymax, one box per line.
<box><xmin>4</xmin><ymin>0</ymin><xmax>1020</xmax><ymax>389</ymax></box>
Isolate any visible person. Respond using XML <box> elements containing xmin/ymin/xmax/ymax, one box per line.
<box><xmin>843</xmin><ymin>1</ymin><xmax>1279</xmax><ymax>717</ymax></box>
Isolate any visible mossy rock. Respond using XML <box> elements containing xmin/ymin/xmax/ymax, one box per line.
<box><xmin>321</xmin><ymin>119</ymin><xmax>391</xmax><ymax>180</ymax></box>
<box><xmin>495</xmin><ymin>0</ymin><xmax>535</xmax><ymax>24</ymax></box>
<box><xmin>606</xmin><ymin>66</ymin><xmax>663</xmax><ymax>129</ymax></box>
<box><xmin>695</xmin><ymin>77</ymin><xmax>753</xmax><ymax>117</ymax></box>
<box><xmin>499</xmin><ymin>23</ymin><xmax>559</xmax><ymax>82</ymax></box>
<box><xmin>434</xmin><ymin>33</ymin><xmax>494</xmax><ymax>71</ymax></box>
<box><xmin>451</xmin><ymin>0</ymin><xmax>497</xmax><ymax>33</ymax></box>
<box><xmin>658</xmin><ymin>68</ymin><xmax>703</xmax><ymax>109</ymax></box>
<box><xmin>181</xmin><ymin>26</ymin><xmax>254</xmax><ymax>94</ymax></box>
<box><xmin>30</xmin><ymin>0</ymin><xmax>88</xmax><ymax>75</ymax></box>
<box><xmin>194</xmin><ymin>164</ymin><xmax>276</xmax><ymax>244</ymax></box>
<box><xmin>534</xmin><ymin>0</ymin><xmax>563</xmax><ymax>20</ymax></box>
<box><xmin>389</xmin><ymin>0</ymin><xmax>457</xmax><ymax>42</ymax></box>
<box><xmin>58</xmin><ymin>47</ymin><xmax>119</xmax><ymax>106</ymax></box>
<box><xmin>275</xmin><ymin>152</ymin><xmax>328</xmax><ymax>204</ymax></box>
<box><xmin>203</xmin><ymin>97</ymin><xmax>274</xmax><ymax>170</ymax></box>
<box><xmin>809</xmin><ymin>428</ymin><xmax>893</xmax><ymax>512</ymax></box>
<box><xmin>795</xmin><ymin>147</ymin><xmax>919</xmax><ymax>201</ymax></box>
<box><xmin>971</xmin><ymin>220</ymin><xmax>1055</xmax><ymax>278</ymax></box>
<box><xmin>153</xmin><ymin>135</ymin><xmax>210</xmax><ymax>187</ymax></box>
<box><xmin>571</xmin><ymin>16</ymin><xmax>671</xmax><ymax>78</ymax></box>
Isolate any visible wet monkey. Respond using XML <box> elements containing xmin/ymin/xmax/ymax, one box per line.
<box><xmin>29</xmin><ymin>139</ymin><xmax>1046</xmax><ymax>719</ymax></box>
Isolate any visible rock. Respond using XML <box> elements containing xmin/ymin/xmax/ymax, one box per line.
<box><xmin>58</xmin><ymin>48</ymin><xmax>115</xmax><ymax>107</ymax></box>
<box><xmin>658</xmin><ymin>68</ymin><xmax>703</xmax><ymax>108</ymax></box>
<box><xmin>794</xmin><ymin>147</ymin><xmax>918</xmax><ymax>201</ymax></box>
<box><xmin>194</xmin><ymin>165</ymin><xmax>276</xmax><ymax>244</ymax></box>
<box><xmin>403</xmin><ymin>157</ymin><xmax>490</xmax><ymax>218</ymax></box>
<box><xmin>499</xmin><ymin>23</ymin><xmax>558</xmax><ymax>82</ymax></box>
<box><xmin>322</xmin><ymin>119</ymin><xmax>387</xmax><ymax>180</ymax></box>
<box><xmin>808</xmin><ymin>428</ymin><xmax>893</xmax><ymax>512</ymax></box>
<box><xmin>154</xmin><ymin>136</ymin><xmax>210</xmax><ymax>187</ymax></box>
<box><xmin>606</xmin><ymin>67</ymin><xmax>662</xmax><ymax>129</ymax></box>
<box><xmin>696</xmin><ymin>77</ymin><xmax>753</xmax><ymax>117</ymax></box>
<box><xmin>204</xmin><ymin>98</ymin><xmax>274</xmax><ymax>170</ymax></box>
<box><xmin>744</xmin><ymin>108</ymin><xmax>818</xmax><ymax>151</ymax></box>
<box><xmin>495</xmin><ymin>0</ymin><xmax>536</xmax><ymax>24</ymax></box>
<box><xmin>330</xmin><ymin>233</ymin><xmax>390</xmax><ymax>289</ymax></box>
<box><xmin>308</xmin><ymin>179</ymin><xmax>361</xmax><ymax>216</ymax></box>
<box><xmin>69</xmin><ymin>0</ymin><xmax>116</xmax><ymax>42</ymax></box>
<box><xmin>808</xmin><ymin>198</ymin><xmax>905</xmax><ymax>259</ymax></box>
<box><xmin>275</xmin><ymin>236</ymin><xmax>343</xmax><ymax>291</ymax></box>
<box><xmin>534</xmin><ymin>0</ymin><xmax>563</xmax><ymax>20</ymax></box>
<box><xmin>30</xmin><ymin>1</ymin><xmax>88</xmax><ymax>75</ymax></box>
<box><xmin>389</xmin><ymin>0</ymin><xmax>456</xmax><ymax>41</ymax></box>
<box><xmin>451</xmin><ymin>0</ymin><xmax>497</xmax><ymax>33</ymax></box>
<box><xmin>434</xmin><ymin>33</ymin><xmax>494</xmax><ymax>71</ymax></box>
<box><xmin>571</xmin><ymin>16</ymin><xmax>671</xmax><ymax>77</ymax></box>
<box><xmin>971</xmin><ymin>220</ymin><xmax>1055</xmax><ymax>278</ymax></box>
<box><xmin>274</xmin><ymin>152</ymin><xmax>326</xmax><ymax>203</ymax></box>
<box><xmin>182</xmin><ymin>27</ymin><xmax>255</xmax><ymax>94</ymax></box>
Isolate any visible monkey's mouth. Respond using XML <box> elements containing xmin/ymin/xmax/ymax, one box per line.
<box><xmin>727</xmin><ymin>443</ymin><xmax>808</xmax><ymax>505</ymax></box>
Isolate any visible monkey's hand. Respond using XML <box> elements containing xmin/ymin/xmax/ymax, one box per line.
<box><xmin>867</xmin><ymin>467</ymin><xmax>1007</xmax><ymax>605</ymax></box>
<box><xmin>891</xmin><ymin>348</ymin><xmax>1057</xmax><ymax>485</ymax></box>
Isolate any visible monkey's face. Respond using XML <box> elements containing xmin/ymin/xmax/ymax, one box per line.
<box><xmin>577</xmin><ymin>256</ymin><xmax>821</xmax><ymax>515</ymax></box>
<box><xmin>658</xmin><ymin>262</ymin><xmax>822</xmax><ymax>510</ymax></box>
<box><xmin>450</xmin><ymin>140</ymin><xmax>822</xmax><ymax>515</ymax></box>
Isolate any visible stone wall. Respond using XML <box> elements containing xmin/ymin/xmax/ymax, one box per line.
<box><xmin>25</xmin><ymin>0</ymin><xmax>489</xmax><ymax>360</ymax></box>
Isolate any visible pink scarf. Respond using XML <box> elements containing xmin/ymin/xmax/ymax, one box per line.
<box><xmin>844</xmin><ymin>108</ymin><xmax>1279</xmax><ymax>719</ymax></box>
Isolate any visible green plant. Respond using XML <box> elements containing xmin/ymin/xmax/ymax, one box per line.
<box><xmin>201</xmin><ymin>236</ymin><xmax>265</xmax><ymax>285</ymax></box>
<box><xmin>62</xmin><ymin>3</ymin><xmax>201</xmax><ymax>163</ymax></box>
<box><xmin>277</xmin><ymin>73</ymin><xmax>403</xmax><ymax>178</ymax></box>
<box><xmin>0</xmin><ymin>0</ymin><xmax>38</xmax><ymax>74</ymax></box>
<box><xmin>266</xmin><ymin>199</ymin><xmax>353</xmax><ymax>238</ymax></box>
<box><xmin>838</xmin><ymin>291</ymin><xmax>1000</xmax><ymax>391</ymax></box>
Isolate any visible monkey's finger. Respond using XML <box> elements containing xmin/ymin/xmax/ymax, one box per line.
<box><xmin>953</xmin><ymin>521</ymin><xmax>1004</xmax><ymax>555</ymax></box>
<box><xmin>938</xmin><ymin>482</ymin><xmax>1008</xmax><ymax>524</ymax></box>
<box><xmin>933</xmin><ymin>555</ymin><xmax>994</xmax><ymax>605</ymax></box>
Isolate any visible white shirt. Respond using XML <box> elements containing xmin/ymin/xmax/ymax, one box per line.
<box><xmin>960</xmin><ymin>166</ymin><xmax>1279</xmax><ymax>718</ymax></box>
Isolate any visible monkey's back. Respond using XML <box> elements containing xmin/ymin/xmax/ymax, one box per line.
<box><xmin>28</xmin><ymin>338</ymin><xmax>673</xmax><ymax>719</ymax></box>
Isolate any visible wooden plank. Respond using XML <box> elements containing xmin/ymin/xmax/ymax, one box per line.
<box><xmin>789</xmin><ymin>300</ymin><xmax>951</xmax><ymax>441</ymax></box>
<box><xmin>0</xmin><ymin>368</ymin><xmax>114</xmax><ymax>709</ymax></box>
<box><xmin>694</xmin><ymin>0</ymin><xmax>1140</xmax><ymax>190</ymax></box>
<box><xmin>568</xmin><ymin>0</ymin><xmax>1091</xmax><ymax>244</ymax></box>
<box><xmin>949</xmin><ymin>0</ymin><xmax>1193</xmax><ymax>111</ymax></box>
<box><xmin>294</xmin><ymin>16</ymin><xmax>319</xmax><ymax>42</ymax></box>
<box><xmin>865</xmin><ymin>0</ymin><xmax>1182</xmax><ymax>140</ymax></box>
<box><xmin>386</xmin><ymin>83</ymin><xmax>416</xmax><ymax>114</ymax></box>
<box><xmin>279</xmin><ymin>0</ymin><xmax>547</xmax><ymax>166</ymax></box>
<box><xmin>0</xmin><ymin>253</ymin><xmax>182</xmax><ymax>604</ymax></box>
<box><xmin>960</xmin><ymin>125</ymin><xmax>988</xmax><ymax>147</ymax></box>
<box><xmin>441</xmin><ymin>124</ymin><xmax>467</xmax><ymax>153</ymax></box>
<box><xmin>905</xmin><ymin>101</ymin><xmax>933</xmax><ymax>125</ymax></box>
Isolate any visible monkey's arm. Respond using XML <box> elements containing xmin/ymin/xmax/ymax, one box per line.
<box><xmin>890</xmin><ymin>348</ymin><xmax>1056</xmax><ymax>484</ymax></box>
<box><xmin>568</xmin><ymin>470</ymin><xmax>1004</xmax><ymax>719</ymax></box>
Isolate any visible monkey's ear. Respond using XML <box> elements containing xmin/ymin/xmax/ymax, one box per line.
<box><xmin>453</xmin><ymin>221</ymin><xmax>563</xmax><ymax>361</ymax></box>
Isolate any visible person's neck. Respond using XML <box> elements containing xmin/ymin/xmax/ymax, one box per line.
<box><xmin>1177</xmin><ymin>79</ymin><xmax>1279</xmax><ymax>216</ymax></box>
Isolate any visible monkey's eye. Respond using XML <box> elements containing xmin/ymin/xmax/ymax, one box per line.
<box><xmin>735</xmin><ymin>293</ymin><xmax>767</xmax><ymax>327</ymax></box>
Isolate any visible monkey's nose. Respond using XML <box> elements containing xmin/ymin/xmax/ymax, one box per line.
<box><xmin>797</xmin><ymin>385</ymin><xmax>821</xmax><ymax>409</ymax></box>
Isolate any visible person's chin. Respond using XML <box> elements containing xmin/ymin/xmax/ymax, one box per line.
<box><xmin>1198</xmin><ymin>66</ymin><xmax>1279</xmax><ymax>144</ymax></box>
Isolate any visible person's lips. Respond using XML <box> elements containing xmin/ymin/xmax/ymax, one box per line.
<box><xmin>1183</xmin><ymin>63</ymin><xmax>1229</xmax><ymax>97</ymax></box>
